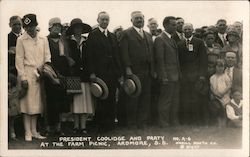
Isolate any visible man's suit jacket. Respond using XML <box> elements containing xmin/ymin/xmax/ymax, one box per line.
<box><xmin>172</xmin><ymin>32</ymin><xmax>182</xmax><ymax>44</ymax></box>
<box><xmin>120</xmin><ymin>27</ymin><xmax>154</xmax><ymax>75</ymax></box>
<box><xmin>232</xmin><ymin>67</ymin><xmax>242</xmax><ymax>93</ymax></box>
<box><xmin>86</xmin><ymin>28</ymin><xmax>121</xmax><ymax>78</ymax></box>
<box><xmin>154</xmin><ymin>32</ymin><xmax>180</xmax><ymax>81</ymax></box>
<box><xmin>8</xmin><ymin>32</ymin><xmax>19</xmax><ymax>75</ymax></box>
<box><xmin>177</xmin><ymin>37</ymin><xmax>207</xmax><ymax>82</ymax></box>
<box><xmin>215</xmin><ymin>33</ymin><xmax>225</xmax><ymax>48</ymax></box>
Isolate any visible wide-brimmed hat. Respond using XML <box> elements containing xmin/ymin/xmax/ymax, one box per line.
<box><xmin>123</xmin><ymin>74</ymin><xmax>141</xmax><ymax>97</ymax></box>
<box><xmin>90</xmin><ymin>77</ymin><xmax>109</xmax><ymax>99</ymax></box>
<box><xmin>49</xmin><ymin>17</ymin><xmax>62</xmax><ymax>29</ymax></box>
<box><xmin>22</xmin><ymin>14</ymin><xmax>38</xmax><ymax>28</ymax></box>
<box><xmin>66</xmin><ymin>18</ymin><xmax>92</xmax><ymax>35</ymax></box>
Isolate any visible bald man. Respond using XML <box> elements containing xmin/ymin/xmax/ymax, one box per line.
<box><xmin>120</xmin><ymin>11</ymin><xmax>154</xmax><ymax>129</ymax></box>
<box><xmin>177</xmin><ymin>23</ymin><xmax>208</xmax><ymax>126</ymax></box>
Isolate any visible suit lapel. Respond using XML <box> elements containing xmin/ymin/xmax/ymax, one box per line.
<box><xmin>131</xmin><ymin>27</ymin><xmax>144</xmax><ymax>43</ymax></box>
<box><xmin>161</xmin><ymin>32</ymin><xmax>176</xmax><ymax>49</ymax></box>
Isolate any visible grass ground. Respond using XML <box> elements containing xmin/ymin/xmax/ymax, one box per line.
<box><xmin>8</xmin><ymin>122</ymin><xmax>242</xmax><ymax>150</ymax></box>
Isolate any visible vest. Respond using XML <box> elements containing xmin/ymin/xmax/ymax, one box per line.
<box><xmin>228</xmin><ymin>102</ymin><xmax>242</xmax><ymax>116</ymax></box>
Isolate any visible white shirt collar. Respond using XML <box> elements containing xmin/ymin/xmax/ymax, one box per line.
<box><xmin>12</xmin><ymin>31</ymin><xmax>21</xmax><ymax>37</ymax></box>
<box><xmin>133</xmin><ymin>26</ymin><xmax>143</xmax><ymax>33</ymax></box>
<box><xmin>231</xmin><ymin>99</ymin><xmax>242</xmax><ymax>108</ymax></box>
<box><xmin>99</xmin><ymin>26</ymin><xmax>108</xmax><ymax>33</ymax></box>
<box><xmin>163</xmin><ymin>31</ymin><xmax>171</xmax><ymax>39</ymax></box>
<box><xmin>185</xmin><ymin>35</ymin><xmax>193</xmax><ymax>41</ymax></box>
<box><xmin>176</xmin><ymin>31</ymin><xmax>183</xmax><ymax>38</ymax></box>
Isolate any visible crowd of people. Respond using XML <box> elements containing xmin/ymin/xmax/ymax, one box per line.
<box><xmin>8</xmin><ymin>11</ymin><xmax>243</xmax><ymax>142</ymax></box>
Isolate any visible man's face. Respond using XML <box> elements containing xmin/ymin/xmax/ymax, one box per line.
<box><xmin>97</xmin><ymin>13</ymin><xmax>110</xmax><ymax>29</ymax></box>
<box><xmin>166</xmin><ymin>19</ymin><xmax>177</xmax><ymax>35</ymax></box>
<box><xmin>227</xmin><ymin>34</ymin><xmax>238</xmax><ymax>43</ymax></box>
<box><xmin>225</xmin><ymin>52</ymin><xmax>236</xmax><ymax>67</ymax></box>
<box><xmin>10</xmin><ymin>18</ymin><xmax>22</xmax><ymax>34</ymax></box>
<box><xmin>217</xmin><ymin>21</ymin><xmax>227</xmax><ymax>34</ymax></box>
<box><xmin>232</xmin><ymin>91</ymin><xmax>242</xmax><ymax>103</ymax></box>
<box><xmin>131</xmin><ymin>12</ymin><xmax>144</xmax><ymax>28</ymax></box>
<box><xmin>234</xmin><ymin>22</ymin><xmax>242</xmax><ymax>34</ymax></box>
<box><xmin>147</xmin><ymin>20</ymin><xmax>158</xmax><ymax>33</ymax></box>
<box><xmin>176</xmin><ymin>18</ymin><xmax>184</xmax><ymax>33</ymax></box>
<box><xmin>50</xmin><ymin>23</ymin><xmax>62</xmax><ymax>35</ymax></box>
<box><xmin>183</xmin><ymin>25</ymin><xmax>193</xmax><ymax>38</ymax></box>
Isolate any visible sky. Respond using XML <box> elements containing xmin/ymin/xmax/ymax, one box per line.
<box><xmin>1</xmin><ymin>1</ymin><xmax>248</xmax><ymax>36</ymax></box>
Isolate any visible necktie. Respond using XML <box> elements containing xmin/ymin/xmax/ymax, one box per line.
<box><xmin>226</xmin><ymin>68</ymin><xmax>232</xmax><ymax>80</ymax></box>
<box><xmin>103</xmin><ymin>30</ymin><xmax>107</xmax><ymax>37</ymax></box>
<box><xmin>186</xmin><ymin>39</ymin><xmax>190</xmax><ymax>49</ymax></box>
<box><xmin>139</xmin><ymin>29</ymin><xmax>144</xmax><ymax>38</ymax></box>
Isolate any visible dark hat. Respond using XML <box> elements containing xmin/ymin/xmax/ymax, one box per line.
<box><xmin>90</xmin><ymin>77</ymin><xmax>109</xmax><ymax>99</ymax></box>
<box><xmin>66</xmin><ymin>18</ymin><xmax>92</xmax><ymax>35</ymax></box>
<box><xmin>123</xmin><ymin>74</ymin><xmax>141</xmax><ymax>97</ymax></box>
<box><xmin>22</xmin><ymin>14</ymin><xmax>38</xmax><ymax>28</ymax></box>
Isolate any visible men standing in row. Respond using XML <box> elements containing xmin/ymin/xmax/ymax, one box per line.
<box><xmin>120</xmin><ymin>11</ymin><xmax>154</xmax><ymax>129</ymax></box>
<box><xmin>178</xmin><ymin>23</ymin><xmax>207</xmax><ymax>125</ymax></box>
<box><xmin>86</xmin><ymin>11</ymin><xmax>121</xmax><ymax>132</ymax></box>
<box><xmin>154</xmin><ymin>16</ymin><xmax>181</xmax><ymax>127</ymax></box>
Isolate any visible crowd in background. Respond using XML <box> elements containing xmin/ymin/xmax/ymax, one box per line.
<box><xmin>8</xmin><ymin>11</ymin><xmax>243</xmax><ymax>142</ymax></box>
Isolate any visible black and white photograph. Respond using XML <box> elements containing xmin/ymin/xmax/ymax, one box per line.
<box><xmin>0</xmin><ymin>0</ymin><xmax>249</xmax><ymax>157</ymax></box>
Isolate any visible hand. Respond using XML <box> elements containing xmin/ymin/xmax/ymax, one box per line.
<box><xmin>118</xmin><ymin>76</ymin><xmax>124</xmax><ymax>85</ymax></box>
<box><xmin>199</xmin><ymin>76</ymin><xmax>206</xmax><ymax>81</ymax></box>
<box><xmin>90</xmin><ymin>73</ymin><xmax>97</xmax><ymax>82</ymax></box>
<box><xmin>8</xmin><ymin>47</ymin><xmax>16</xmax><ymax>54</ymax></box>
<box><xmin>21</xmin><ymin>80</ymin><xmax>28</xmax><ymax>89</ymax></box>
<box><xmin>67</xmin><ymin>57</ymin><xmax>75</xmax><ymax>67</ymax></box>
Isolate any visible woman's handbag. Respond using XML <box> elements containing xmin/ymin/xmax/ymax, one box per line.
<box><xmin>61</xmin><ymin>76</ymin><xmax>82</xmax><ymax>94</ymax></box>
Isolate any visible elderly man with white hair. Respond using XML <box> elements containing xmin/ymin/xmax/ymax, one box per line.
<box><xmin>177</xmin><ymin>23</ymin><xmax>208</xmax><ymax>126</ymax></box>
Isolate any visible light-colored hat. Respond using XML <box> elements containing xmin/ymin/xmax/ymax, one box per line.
<box><xmin>123</xmin><ymin>74</ymin><xmax>141</xmax><ymax>97</ymax></box>
<box><xmin>90</xmin><ymin>77</ymin><xmax>109</xmax><ymax>99</ymax></box>
<box><xmin>49</xmin><ymin>17</ymin><xmax>62</xmax><ymax>28</ymax></box>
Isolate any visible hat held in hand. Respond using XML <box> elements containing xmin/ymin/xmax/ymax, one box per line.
<box><xmin>90</xmin><ymin>77</ymin><xmax>109</xmax><ymax>99</ymax></box>
<box><xmin>123</xmin><ymin>74</ymin><xmax>141</xmax><ymax>97</ymax></box>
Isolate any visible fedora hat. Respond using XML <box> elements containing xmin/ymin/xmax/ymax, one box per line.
<box><xmin>90</xmin><ymin>77</ymin><xmax>109</xmax><ymax>99</ymax></box>
<box><xmin>22</xmin><ymin>14</ymin><xmax>38</xmax><ymax>28</ymax></box>
<box><xmin>123</xmin><ymin>74</ymin><xmax>141</xmax><ymax>97</ymax></box>
<box><xmin>66</xmin><ymin>18</ymin><xmax>92</xmax><ymax>35</ymax></box>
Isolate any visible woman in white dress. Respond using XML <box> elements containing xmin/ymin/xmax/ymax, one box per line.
<box><xmin>16</xmin><ymin>14</ymin><xmax>51</xmax><ymax>141</ymax></box>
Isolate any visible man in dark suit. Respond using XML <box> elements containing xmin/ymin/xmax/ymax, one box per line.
<box><xmin>172</xmin><ymin>17</ymin><xmax>184</xmax><ymax>44</ymax></box>
<box><xmin>224</xmin><ymin>51</ymin><xmax>242</xmax><ymax>94</ymax></box>
<box><xmin>178</xmin><ymin>23</ymin><xmax>207</xmax><ymax>125</ymax></box>
<box><xmin>8</xmin><ymin>15</ymin><xmax>22</xmax><ymax>75</ymax></box>
<box><xmin>86</xmin><ymin>11</ymin><xmax>121</xmax><ymax>132</ymax></box>
<box><xmin>120</xmin><ymin>11</ymin><xmax>154</xmax><ymax>129</ymax></box>
<box><xmin>215</xmin><ymin>19</ymin><xmax>227</xmax><ymax>48</ymax></box>
<box><xmin>154</xmin><ymin>16</ymin><xmax>181</xmax><ymax>127</ymax></box>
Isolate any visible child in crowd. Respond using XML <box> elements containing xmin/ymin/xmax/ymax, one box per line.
<box><xmin>226</xmin><ymin>91</ymin><xmax>242</xmax><ymax>127</ymax></box>
<box><xmin>209</xmin><ymin>59</ymin><xmax>232</xmax><ymax>127</ymax></box>
<box><xmin>8</xmin><ymin>74</ymin><xmax>26</xmax><ymax>140</ymax></box>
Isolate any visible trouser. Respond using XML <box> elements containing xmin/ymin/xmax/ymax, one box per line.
<box><xmin>126</xmin><ymin>72</ymin><xmax>151</xmax><ymax>128</ymax></box>
<box><xmin>158</xmin><ymin>81</ymin><xmax>180</xmax><ymax>126</ymax></box>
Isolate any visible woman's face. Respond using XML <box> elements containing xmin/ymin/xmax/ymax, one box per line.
<box><xmin>73</xmin><ymin>25</ymin><xmax>83</xmax><ymax>36</ymax></box>
<box><xmin>205</xmin><ymin>34</ymin><xmax>215</xmax><ymax>47</ymax></box>
<box><xmin>215</xmin><ymin>64</ymin><xmax>224</xmax><ymax>74</ymax></box>
<box><xmin>26</xmin><ymin>25</ymin><xmax>37</xmax><ymax>37</ymax></box>
<box><xmin>50</xmin><ymin>23</ymin><xmax>62</xmax><ymax>35</ymax></box>
<box><xmin>227</xmin><ymin>34</ymin><xmax>238</xmax><ymax>43</ymax></box>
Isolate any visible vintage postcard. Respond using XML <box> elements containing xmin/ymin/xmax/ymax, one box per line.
<box><xmin>0</xmin><ymin>0</ymin><xmax>249</xmax><ymax>157</ymax></box>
